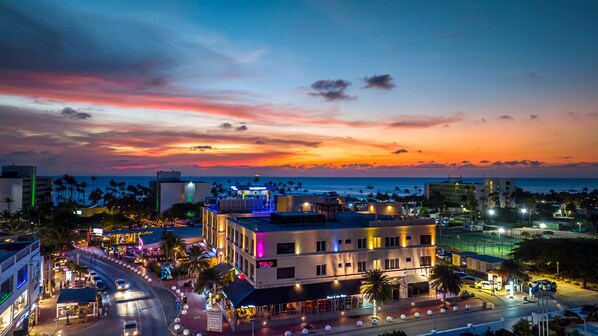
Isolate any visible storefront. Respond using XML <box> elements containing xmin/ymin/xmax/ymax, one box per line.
<box><xmin>55</xmin><ymin>288</ymin><xmax>98</xmax><ymax>322</ymax></box>
<box><xmin>221</xmin><ymin>279</ymin><xmax>372</xmax><ymax>330</ymax></box>
<box><xmin>0</xmin><ymin>306</ymin><xmax>11</xmax><ymax>334</ymax></box>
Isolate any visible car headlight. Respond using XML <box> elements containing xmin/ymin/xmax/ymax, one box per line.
<box><xmin>133</xmin><ymin>331</ymin><xmax>138</xmax><ymax>335</ymax></box>
<box><xmin>124</xmin><ymin>333</ymin><xmax>129</xmax><ymax>336</ymax></box>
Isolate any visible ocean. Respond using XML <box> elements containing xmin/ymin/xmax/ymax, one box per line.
<box><xmin>58</xmin><ymin>176</ymin><xmax>598</xmax><ymax>198</ymax></box>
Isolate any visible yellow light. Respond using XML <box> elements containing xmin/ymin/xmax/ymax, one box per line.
<box><xmin>295</xmin><ymin>283</ymin><xmax>300</xmax><ymax>288</ymax></box>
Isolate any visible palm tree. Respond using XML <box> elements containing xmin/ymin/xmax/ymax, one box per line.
<box><xmin>185</xmin><ymin>245</ymin><xmax>210</xmax><ymax>276</ymax></box>
<box><xmin>429</xmin><ymin>264</ymin><xmax>462</xmax><ymax>304</ymax></box>
<box><xmin>160</xmin><ymin>232</ymin><xmax>187</xmax><ymax>261</ymax></box>
<box><xmin>91</xmin><ymin>176</ymin><xmax>97</xmax><ymax>191</ymax></box>
<box><xmin>360</xmin><ymin>269</ymin><xmax>392</xmax><ymax>317</ymax></box>
<box><xmin>2</xmin><ymin>196</ymin><xmax>14</xmax><ymax>212</ymax></box>
<box><xmin>41</xmin><ymin>226</ymin><xmax>77</xmax><ymax>252</ymax></box>
<box><xmin>79</xmin><ymin>182</ymin><xmax>88</xmax><ymax>204</ymax></box>
<box><xmin>195</xmin><ymin>267</ymin><xmax>225</xmax><ymax>309</ymax></box>
<box><xmin>499</xmin><ymin>259</ymin><xmax>526</xmax><ymax>293</ymax></box>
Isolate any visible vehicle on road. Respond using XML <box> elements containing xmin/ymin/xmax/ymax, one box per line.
<box><xmin>115</xmin><ymin>279</ymin><xmax>129</xmax><ymax>290</ymax></box>
<box><xmin>454</xmin><ymin>271</ymin><xmax>468</xmax><ymax>278</ymax></box>
<box><xmin>96</xmin><ymin>280</ymin><xmax>106</xmax><ymax>291</ymax></box>
<box><xmin>476</xmin><ymin>281</ymin><xmax>494</xmax><ymax>290</ymax></box>
<box><xmin>123</xmin><ymin>320</ymin><xmax>140</xmax><ymax>336</ymax></box>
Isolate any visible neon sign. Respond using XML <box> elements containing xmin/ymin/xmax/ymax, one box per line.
<box><xmin>326</xmin><ymin>294</ymin><xmax>347</xmax><ymax>299</ymax></box>
<box><xmin>249</xmin><ymin>186</ymin><xmax>266</xmax><ymax>191</ymax></box>
<box><xmin>257</xmin><ymin>259</ymin><xmax>277</xmax><ymax>268</ymax></box>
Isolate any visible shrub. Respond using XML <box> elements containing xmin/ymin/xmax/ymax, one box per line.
<box><xmin>148</xmin><ymin>262</ymin><xmax>162</xmax><ymax>276</ymax></box>
<box><xmin>512</xmin><ymin>318</ymin><xmax>533</xmax><ymax>335</ymax></box>
<box><xmin>379</xmin><ymin>331</ymin><xmax>407</xmax><ymax>336</ymax></box>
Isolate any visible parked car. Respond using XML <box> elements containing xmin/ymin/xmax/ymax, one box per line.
<box><xmin>123</xmin><ymin>320</ymin><xmax>140</xmax><ymax>336</ymax></box>
<box><xmin>475</xmin><ymin>280</ymin><xmax>501</xmax><ymax>290</ymax></box>
<box><xmin>115</xmin><ymin>279</ymin><xmax>129</xmax><ymax>291</ymax></box>
<box><xmin>542</xmin><ymin>230</ymin><xmax>554</xmax><ymax>235</ymax></box>
<box><xmin>461</xmin><ymin>276</ymin><xmax>478</xmax><ymax>285</ymax></box>
<box><xmin>454</xmin><ymin>271</ymin><xmax>468</xmax><ymax>278</ymax></box>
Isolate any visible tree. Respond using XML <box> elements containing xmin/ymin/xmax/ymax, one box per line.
<box><xmin>185</xmin><ymin>245</ymin><xmax>210</xmax><ymax>276</ymax></box>
<box><xmin>41</xmin><ymin>226</ymin><xmax>77</xmax><ymax>252</ymax></box>
<box><xmin>360</xmin><ymin>269</ymin><xmax>392</xmax><ymax>317</ymax></box>
<box><xmin>160</xmin><ymin>232</ymin><xmax>187</xmax><ymax>261</ymax></box>
<box><xmin>379</xmin><ymin>331</ymin><xmax>407</xmax><ymax>336</ymax></box>
<box><xmin>511</xmin><ymin>318</ymin><xmax>533</xmax><ymax>335</ymax></box>
<box><xmin>2</xmin><ymin>196</ymin><xmax>14</xmax><ymax>212</ymax></box>
<box><xmin>498</xmin><ymin>259</ymin><xmax>526</xmax><ymax>292</ymax></box>
<box><xmin>194</xmin><ymin>267</ymin><xmax>225</xmax><ymax>308</ymax></box>
<box><xmin>429</xmin><ymin>264</ymin><xmax>462</xmax><ymax>304</ymax></box>
<box><xmin>88</xmin><ymin>188</ymin><xmax>104</xmax><ymax>205</ymax></box>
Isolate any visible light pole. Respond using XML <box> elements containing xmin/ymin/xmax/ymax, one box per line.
<box><xmin>577</xmin><ymin>222</ymin><xmax>582</xmax><ymax>233</ymax></box>
<box><xmin>488</xmin><ymin>209</ymin><xmax>495</xmax><ymax>223</ymax></box>
<box><xmin>520</xmin><ymin>208</ymin><xmax>527</xmax><ymax>226</ymax></box>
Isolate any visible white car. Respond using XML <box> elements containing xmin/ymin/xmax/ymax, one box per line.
<box><xmin>123</xmin><ymin>320</ymin><xmax>140</xmax><ymax>336</ymax></box>
<box><xmin>115</xmin><ymin>279</ymin><xmax>129</xmax><ymax>290</ymax></box>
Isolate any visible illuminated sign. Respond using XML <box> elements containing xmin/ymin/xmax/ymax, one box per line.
<box><xmin>257</xmin><ymin>259</ymin><xmax>277</xmax><ymax>268</ymax></box>
<box><xmin>92</xmin><ymin>228</ymin><xmax>103</xmax><ymax>236</ymax></box>
<box><xmin>326</xmin><ymin>294</ymin><xmax>347</xmax><ymax>299</ymax></box>
<box><xmin>249</xmin><ymin>186</ymin><xmax>267</xmax><ymax>191</ymax></box>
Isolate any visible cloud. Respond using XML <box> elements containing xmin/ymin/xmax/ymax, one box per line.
<box><xmin>497</xmin><ymin>115</ymin><xmax>513</xmax><ymax>120</ymax></box>
<box><xmin>530</xmin><ymin>114</ymin><xmax>539</xmax><ymax>120</ymax></box>
<box><xmin>363</xmin><ymin>74</ymin><xmax>395</xmax><ymax>90</ymax></box>
<box><xmin>387</xmin><ymin>115</ymin><xmax>463</xmax><ymax>129</ymax></box>
<box><xmin>481</xmin><ymin>118</ymin><xmax>487</xmax><ymax>123</ymax></box>
<box><xmin>219</xmin><ymin>122</ymin><xmax>233</xmax><ymax>129</ymax></box>
<box><xmin>235</xmin><ymin>125</ymin><xmax>248</xmax><ymax>131</ymax></box>
<box><xmin>416</xmin><ymin>150</ymin><xmax>423</xmax><ymax>153</ymax></box>
<box><xmin>60</xmin><ymin>107</ymin><xmax>92</xmax><ymax>120</ymax></box>
<box><xmin>255</xmin><ymin>140</ymin><xmax>265</xmax><ymax>145</ymax></box>
<box><xmin>392</xmin><ymin>149</ymin><xmax>408</xmax><ymax>154</ymax></box>
<box><xmin>480</xmin><ymin>160</ymin><xmax>490</xmax><ymax>164</ymax></box>
<box><xmin>492</xmin><ymin>160</ymin><xmax>543</xmax><ymax>167</ymax></box>
<box><xmin>190</xmin><ymin>145</ymin><xmax>213</xmax><ymax>151</ymax></box>
<box><xmin>308</xmin><ymin>79</ymin><xmax>354</xmax><ymax>101</ymax></box>
<box><xmin>524</xmin><ymin>72</ymin><xmax>540</xmax><ymax>80</ymax></box>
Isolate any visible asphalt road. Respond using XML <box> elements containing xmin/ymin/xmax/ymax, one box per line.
<box><xmin>67</xmin><ymin>253</ymin><xmax>173</xmax><ymax>336</ymax></box>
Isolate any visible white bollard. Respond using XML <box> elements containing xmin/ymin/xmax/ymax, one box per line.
<box><xmin>427</xmin><ymin>310</ymin><xmax>433</xmax><ymax>316</ymax></box>
<box><xmin>386</xmin><ymin>316</ymin><xmax>392</xmax><ymax>322</ymax></box>
<box><xmin>400</xmin><ymin>314</ymin><xmax>407</xmax><ymax>320</ymax></box>
<box><xmin>325</xmin><ymin>325</ymin><xmax>332</xmax><ymax>331</ymax></box>
<box><xmin>356</xmin><ymin>321</ymin><xmax>363</xmax><ymax>327</ymax></box>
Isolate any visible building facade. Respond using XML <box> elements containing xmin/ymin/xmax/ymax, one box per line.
<box><xmin>0</xmin><ymin>166</ymin><xmax>52</xmax><ymax>212</ymax></box>
<box><xmin>425</xmin><ymin>177</ymin><xmax>517</xmax><ymax>210</ymax></box>
<box><xmin>218</xmin><ymin>211</ymin><xmax>436</xmax><ymax>330</ymax></box>
<box><xmin>0</xmin><ymin>241</ymin><xmax>42</xmax><ymax>336</ymax></box>
<box><xmin>149</xmin><ymin>171</ymin><xmax>211</xmax><ymax>214</ymax></box>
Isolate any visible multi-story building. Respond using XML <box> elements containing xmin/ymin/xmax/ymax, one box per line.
<box><xmin>218</xmin><ymin>210</ymin><xmax>436</xmax><ymax>330</ymax></box>
<box><xmin>483</xmin><ymin>178</ymin><xmax>516</xmax><ymax>208</ymax></box>
<box><xmin>0</xmin><ymin>240</ymin><xmax>42</xmax><ymax>336</ymax></box>
<box><xmin>425</xmin><ymin>177</ymin><xmax>516</xmax><ymax>210</ymax></box>
<box><xmin>149</xmin><ymin>171</ymin><xmax>211</xmax><ymax>215</ymax></box>
<box><xmin>0</xmin><ymin>166</ymin><xmax>52</xmax><ymax>212</ymax></box>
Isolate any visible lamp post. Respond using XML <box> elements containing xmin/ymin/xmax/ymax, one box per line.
<box><xmin>577</xmin><ymin>222</ymin><xmax>582</xmax><ymax>233</ymax></box>
<box><xmin>488</xmin><ymin>209</ymin><xmax>495</xmax><ymax>223</ymax></box>
<box><xmin>520</xmin><ymin>208</ymin><xmax>527</xmax><ymax>226</ymax></box>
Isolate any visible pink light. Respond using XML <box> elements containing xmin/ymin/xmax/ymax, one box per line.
<box><xmin>257</xmin><ymin>240</ymin><xmax>264</xmax><ymax>258</ymax></box>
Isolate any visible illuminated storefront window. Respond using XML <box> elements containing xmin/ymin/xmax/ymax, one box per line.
<box><xmin>13</xmin><ymin>290</ymin><xmax>28</xmax><ymax>318</ymax></box>
<box><xmin>0</xmin><ymin>307</ymin><xmax>11</xmax><ymax>334</ymax></box>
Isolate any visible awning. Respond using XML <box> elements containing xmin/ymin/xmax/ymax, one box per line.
<box><xmin>57</xmin><ymin>288</ymin><xmax>97</xmax><ymax>305</ymax></box>
<box><xmin>222</xmin><ymin>279</ymin><xmax>362</xmax><ymax>307</ymax></box>
<box><xmin>212</xmin><ymin>262</ymin><xmax>233</xmax><ymax>275</ymax></box>
<box><xmin>403</xmin><ymin>274</ymin><xmax>429</xmax><ymax>284</ymax></box>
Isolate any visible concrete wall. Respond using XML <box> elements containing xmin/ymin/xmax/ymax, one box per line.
<box><xmin>0</xmin><ymin>178</ymin><xmax>23</xmax><ymax>212</ymax></box>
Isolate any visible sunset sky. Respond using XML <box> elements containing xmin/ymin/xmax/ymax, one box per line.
<box><xmin>1</xmin><ymin>1</ymin><xmax>597</xmax><ymax>177</ymax></box>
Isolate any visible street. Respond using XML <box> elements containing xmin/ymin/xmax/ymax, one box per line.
<box><xmin>67</xmin><ymin>253</ymin><xmax>173</xmax><ymax>336</ymax></box>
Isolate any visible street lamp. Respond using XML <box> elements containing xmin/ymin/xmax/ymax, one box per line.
<box><xmin>488</xmin><ymin>209</ymin><xmax>495</xmax><ymax>223</ymax></box>
<box><xmin>498</xmin><ymin>227</ymin><xmax>505</xmax><ymax>239</ymax></box>
<box><xmin>520</xmin><ymin>208</ymin><xmax>527</xmax><ymax>226</ymax></box>
<box><xmin>577</xmin><ymin>222</ymin><xmax>582</xmax><ymax>233</ymax></box>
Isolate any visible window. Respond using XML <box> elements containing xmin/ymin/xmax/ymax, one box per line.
<box><xmin>372</xmin><ymin>237</ymin><xmax>381</xmax><ymax>249</ymax></box>
<box><xmin>420</xmin><ymin>256</ymin><xmax>432</xmax><ymax>267</ymax></box>
<box><xmin>277</xmin><ymin>242</ymin><xmax>295</xmax><ymax>255</ymax></box>
<box><xmin>345</xmin><ymin>262</ymin><xmax>352</xmax><ymax>268</ymax></box>
<box><xmin>373</xmin><ymin>260</ymin><xmax>381</xmax><ymax>269</ymax></box>
<box><xmin>385</xmin><ymin>236</ymin><xmax>400</xmax><ymax>247</ymax></box>
<box><xmin>406</xmin><ymin>235</ymin><xmax>412</xmax><ymax>240</ymax></box>
<box><xmin>316</xmin><ymin>264</ymin><xmax>327</xmax><ymax>276</ymax></box>
<box><xmin>338</xmin><ymin>263</ymin><xmax>343</xmax><ymax>268</ymax></box>
<box><xmin>316</xmin><ymin>240</ymin><xmax>326</xmax><ymax>252</ymax></box>
<box><xmin>277</xmin><ymin>267</ymin><xmax>295</xmax><ymax>279</ymax></box>
<box><xmin>357</xmin><ymin>261</ymin><xmax>367</xmax><ymax>272</ymax></box>
<box><xmin>338</xmin><ymin>240</ymin><xmax>342</xmax><ymax>245</ymax></box>
<box><xmin>406</xmin><ymin>257</ymin><xmax>412</xmax><ymax>262</ymax></box>
<box><xmin>385</xmin><ymin>258</ymin><xmax>400</xmax><ymax>269</ymax></box>
<box><xmin>0</xmin><ymin>276</ymin><xmax>13</xmax><ymax>305</ymax></box>
<box><xmin>345</xmin><ymin>239</ymin><xmax>352</xmax><ymax>244</ymax></box>
<box><xmin>420</xmin><ymin>235</ymin><xmax>432</xmax><ymax>245</ymax></box>
<box><xmin>357</xmin><ymin>238</ymin><xmax>367</xmax><ymax>249</ymax></box>
<box><xmin>17</xmin><ymin>266</ymin><xmax>27</xmax><ymax>289</ymax></box>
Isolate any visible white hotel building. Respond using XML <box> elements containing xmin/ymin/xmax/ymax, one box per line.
<box><xmin>202</xmin><ymin>196</ymin><xmax>436</xmax><ymax>330</ymax></box>
<box><xmin>0</xmin><ymin>241</ymin><xmax>42</xmax><ymax>336</ymax></box>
